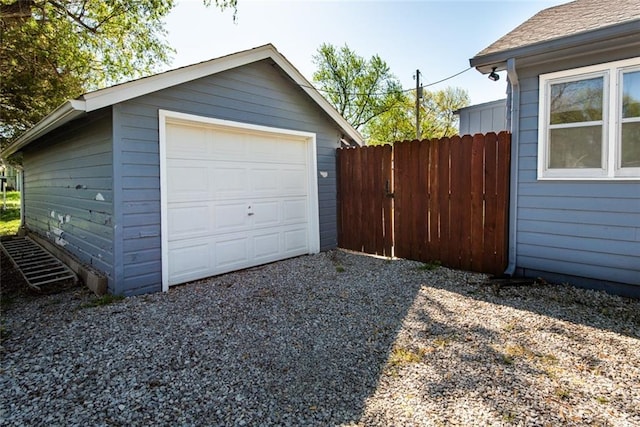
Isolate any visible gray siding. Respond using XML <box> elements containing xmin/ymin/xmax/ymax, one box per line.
<box><xmin>457</xmin><ymin>99</ymin><xmax>507</xmax><ymax>135</ymax></box>
<box><xmin>513</xmin><ymin>47</ymin><xmax>640</xmax><ymax>290</ymax></box>
<box><xmin>22</xmin><ymin>111</ymin><xmax>114</xmax><ymax>286</ymax></box>
<box><xmin>114</xmin><ymin>60</ymin><xmax>344</xmax><ymax>295</ymax></box>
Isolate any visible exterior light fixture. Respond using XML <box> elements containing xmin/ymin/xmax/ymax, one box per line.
<box><xmin>488</xmin><ymin>67</ymin><xmax>500</xmax><ymax>81</ymax></box>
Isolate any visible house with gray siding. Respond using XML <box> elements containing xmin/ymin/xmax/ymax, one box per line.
<box><xmin>470</xmin><ymin>0</ymin><xmax>640</xmax><ymax>297</ymax></box>
<box><xmin>1</xmin><ymin>44</ymin><xmax>363</xmax><ymax>296</ymax></box>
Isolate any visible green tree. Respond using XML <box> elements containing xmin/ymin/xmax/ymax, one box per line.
<box><xmin>366</xmin><ymin>87</ymin><xmax>470</xmax><ymax>145</ymax></box>
<box><xmin>312</xmin><ymin>43</ymin><xmax>405</xmax><ymax>130</ymax></box>
<box><xmin>0</xmin><ymin>0</ymin><xmax>236</xmax><ymax>149</ymax></box>
<box><xmin>363</xmin><ymin>94</ymin><xmax>415</xmax><ymax>144</ymax></box>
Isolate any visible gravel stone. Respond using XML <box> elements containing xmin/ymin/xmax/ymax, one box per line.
<box><xmin>1</xmin><ymin>250</ymin><xmax>639</xmax><ymax>426</ymax></box>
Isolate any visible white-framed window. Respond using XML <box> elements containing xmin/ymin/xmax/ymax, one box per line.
<box><xmin>538</xmin><ymin>57</ymin><xmax>640</xmax><ymax>180</ymax></box>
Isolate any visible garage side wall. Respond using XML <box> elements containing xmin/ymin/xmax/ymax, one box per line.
<box><xmin>114</xmin><ymin>60</ymin><xmax>344</xmax><ymax>295</ymax></box>
<box><xmin>22</xmin><ymin>110</ymin><xmax>115</xmax><ymax>287</ymax></box>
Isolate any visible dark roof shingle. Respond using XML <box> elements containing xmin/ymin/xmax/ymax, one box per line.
<box><xmin>476</xmin><ymin>0</ymin><xmax>640</xmax><ymax>57</ymax></box>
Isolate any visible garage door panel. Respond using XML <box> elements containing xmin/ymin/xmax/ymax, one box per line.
<box><xmin>284</xmin><ymin>228</ymin><xmax>309</xmax><ymax>253</ymax></box>
<box><xmin>168</xmin><ymin>205</ymin><xmax>210</xmax><ymax>239</ymax></box>
<box><xmin>168</xmin><ymin>242</ymin><xmax>210</xmax><ymax>282</ymax></box>
<box><xmin>251</xmin><ymin>168</ymin><xmax>280</xmax><ymax>192</ymax></box>
<box><xmin>253</xmin><ymin>232</ymin><xmax>281</xmax><ymax>259</ymax></box>
<box><xmin>167</xmin><ymin>165</ymin><xmax>209</xmax><ymax>197</ymax></box>
<box><xmin>276</xmin><ymin>139</ymin><xmax>308</xmax><ymax>163</ymax></box>
<box><xmin>283</xmin><ymin>199</ymin><xmax>308</xmax><ymax>223</ymax></box>
<box><xmin>249</xmin><ymin>137</ymin><xmax>307</xmax><ymax>163</ymax></box>
<box><xmin>165</xmin><ymin>118</ymin><xmax>316</xmax><ymax>287</ymax></box>
<box><xmin>166</xmin><ymin>124</ymin><xmax>208</xmax><ymax>157</ymax></box>
<box><xmin>214</xmin><ymin>202</ymin><xmax>250</xmax><ymax>232</ymax></box>
<box><xmin>252</xmin><ymin>201</ymin><xmax>280</xmax><ymax>227</ymax></box>
<box><xmin>216</xmin><ymin>237</ymin><xmax>249</xmax><ymax>268</ymax></box>
<box><xmin>211</xmin><ymin>130</ymin><xmax>247</xmax><ymax>160</ymax></box>
<box><xmin>282</xmin><ymin>169</ymin><xmax>308</xmax><ymax>192</ymax></box>
<box><xmin>249</xmin><ymin>137</ymin><xmax>281</xmax><ymax>160</ymax></box>
<box><xmin>213</xmin><ymin>167</ymin><xmax>249</xmax><ymax>197</ymax></box>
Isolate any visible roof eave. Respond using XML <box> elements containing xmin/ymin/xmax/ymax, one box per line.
<box><xmin>81</xmin><ymin>44</ymin><xmax>363</xmax><ymax>145</ymax></box>
<box><xmin>470</xmin><ymin>19</ymin><xmax>640</xmax><ymax>73</ymax></box>
<box><xmin>3</xmin><ymin>44</ymin><xmax>363</xmax><ymax>155</ymax></box>
<box><xmin>1</xmin><ymin>100</ymin><xmax>87</xmax><ymax>159</ymax></box>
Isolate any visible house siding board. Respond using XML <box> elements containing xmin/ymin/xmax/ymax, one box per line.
<box><xmin>514</xmin><ymin>49</ymin><xmax>640</xmax><ymax>287</ymax></box>
<box><xmin>519</xmin><ymin>182</ymin><xmax>640</xmax><ymax>198</ymax></box>
<box><xmin>115</xmin><ymin>59</ymin><xmax>343</xmax><ymax>294</ymax></box>
<box><xmin>457</xmin><ymin>99</ymin><xmax>507</xmax><ymax>135</ymax></box>
<box><xmin>518</xmin><ymin>219</ymin><xmax>634</xmax><ymax>242</ymax></box>
<box><xmin>517</xmin><ymin>252</ymin><xmax>638</xmax><ymax>285</ymax></box>
<box><xmin>22</xmin><ymin>111</ymin><xmax>115</xmax><ymax>285</ymax></box>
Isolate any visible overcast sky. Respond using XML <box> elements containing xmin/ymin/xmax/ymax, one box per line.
<box><xmin>164</xmin><ymin>0</ymin><xmax>570</xmax><ymax>105</ymax></box>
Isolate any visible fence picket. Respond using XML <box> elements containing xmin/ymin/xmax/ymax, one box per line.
<box><xmin>428</xmin><ymin>139</ymin><xmax>440</xmax><ymax>262</ymax></box>
<box><xmin>470</xmin><ymin>133</ymin><xmax>485</xmax><ymax>272</ymax></box>
<box><xmin>438</xmin><ymin>137</ymin><xmax>451</xmax><ymax>266</ymax></box>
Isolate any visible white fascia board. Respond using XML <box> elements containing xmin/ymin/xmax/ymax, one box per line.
<box><xmin>0</xmin><ymin>99</ymin><xmax>86</xmax><ymax>158</ymax></box>
<box><xmin>4</xmin><ymin>44</ymin><xmax>363</xmax><ymax>157</ymax></box>
<box><xmin>81</xmin><ymin>44</ymin><xmax>363</xmax><ymax>145</ymax></box>
<box><xmin>81</xmin><ymin>46</ymin><xmax>275</xmax><ymax>112</ymax></box>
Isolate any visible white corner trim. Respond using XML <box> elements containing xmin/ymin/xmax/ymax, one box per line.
<box><xmin>158</xmin><ymin>109</ymin><xmax>320</xmax><ymax>291</ymax></box>
<box><xmin>159</xmin><ymin>110</ymin><xmax>170</xmax><ymax>292</ymax></box>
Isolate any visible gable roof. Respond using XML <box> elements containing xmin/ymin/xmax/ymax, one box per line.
<box><xmin>2</xmin><ymin>44</ymin><xmax>363</xmax><ymax>158</ymax></box>
<box><xmin>471</xmin><ymin>0</ymin><xmax>640</xmax><ymax>73</ymax></box>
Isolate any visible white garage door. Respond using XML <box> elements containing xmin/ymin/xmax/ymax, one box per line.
<box><xmin>160</xmin><ymin>111</ymin><xmax>319</xmax><ymax>289</ymax></box>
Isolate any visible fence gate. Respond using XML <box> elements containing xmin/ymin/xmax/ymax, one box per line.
<box><xmin>337</xmin><ymin>131</ymin><xmax>511</xmax><ymax>276</ymax></box>
<box><xmin>337</xmin><ymin>143</ymin><xmax>393</xmax><ymax>257</ymax></box>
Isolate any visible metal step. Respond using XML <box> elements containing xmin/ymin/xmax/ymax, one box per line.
<box><xmin>0</xmin><ymin>237</ymin><xmax>77</xmax><ymax>290</ymax></box>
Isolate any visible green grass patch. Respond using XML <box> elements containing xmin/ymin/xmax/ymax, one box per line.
<box><xmin>415</xmin><ymin>260</ymin><xmax>441</xmax><ymax>271</ymax></box>
<box><xmin>433</xmin><ymin>335</ymin><xmax>453</xmax><ymax>348</ymax></box>
<box><xmin>388</xmin><ymin>346</ymin><xmax>427</xmax><ymax>368</ymax></box>
<box><xmin>554</xmin><ymin>387</ymin><xmax>571</xmax><ymax>400</ymax></box>
<box><xmin>0</xmin><ymin>191</ymin><xmax>21</xmax><ymax>236</ymax></box>
<box><xmin>80</xmin><ymin>294</ymin><xmax>125</xmax><ymax>309</ymax></box>
<box><xmin>500</xmin><ymin>354</ymin><xmax>515</xmax><ymax>365</ymax></box>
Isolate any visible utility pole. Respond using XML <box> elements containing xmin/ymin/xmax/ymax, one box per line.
<box><xmin>415</xmin><ymin>69</ymin><xmax>422</xmax><ymax>140</ymax></box>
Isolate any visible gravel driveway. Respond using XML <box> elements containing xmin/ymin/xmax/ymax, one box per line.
<box><xmin>1</xmin><ymin>250</ymin><xmax>639</xmax><ymax>426</ymax></box>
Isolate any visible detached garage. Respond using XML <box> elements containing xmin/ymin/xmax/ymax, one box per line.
<box><xmin>1</xmin><ymin>44</ymin><xmax>362</xmax><ymax>295</ymax></box>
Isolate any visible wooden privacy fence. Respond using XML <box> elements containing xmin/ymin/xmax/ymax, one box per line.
<box><xmin>337</xmin><ymin>131</ymin><xmax>511</xmax><ymax>276</ymax></box>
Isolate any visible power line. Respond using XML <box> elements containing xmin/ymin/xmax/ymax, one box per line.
<box><xmin>422</xmin><ymin>67</ymin><xmax>472</xmax><ymax>87</ymax></box>
<box><xmin>304</xmin><ymin>66</ymin><xmax>473</xmax><ymax>97</ymax></box>
<box><xmin>310</xmin><ymin>85</ymin><xmax>413</xmax><ymax>97</ymax></box>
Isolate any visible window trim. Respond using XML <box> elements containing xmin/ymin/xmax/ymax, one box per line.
<box><xmin>538</xmin><ymin>57</ymin><xmax>640</xmax><ymax>180</ymax></box>
<box><xmin>616</xmin><ymin>65</ymin><xmax>640</xmax><ymax>177</ymax></box>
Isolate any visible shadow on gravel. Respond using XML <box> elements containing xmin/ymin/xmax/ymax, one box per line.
<box><xmin>0</xmin><ymin>250</ymin><xmax>425</xmax><ymax>426</ymax></box>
